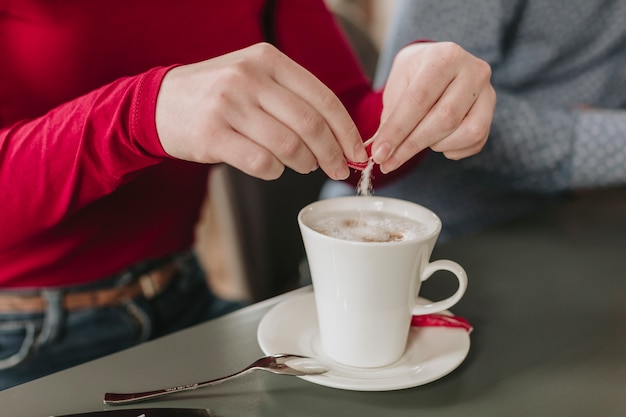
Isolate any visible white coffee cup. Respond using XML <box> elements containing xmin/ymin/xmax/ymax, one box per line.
<box><xmin>298</xmin><ymin>196</ymin><xmax>468</xmax><ymax>368</ymax></box>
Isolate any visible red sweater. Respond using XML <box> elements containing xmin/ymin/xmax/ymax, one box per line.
<box><xmin>0</xmin><ymin>0</ymin><xmax>415</xmax><ymax>288</ymax></box>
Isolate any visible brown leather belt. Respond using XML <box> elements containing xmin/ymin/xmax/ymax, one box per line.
<box><xmin>0</xmin><ymin>262</ymin><xmax>179</xmax><ymax>314</ymax></box>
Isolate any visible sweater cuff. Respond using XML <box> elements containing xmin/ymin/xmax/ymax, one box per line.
<box><xmin>130</xmin><ymin>65</ymin><xmax>180</xmax><ymax>159</ymax></box>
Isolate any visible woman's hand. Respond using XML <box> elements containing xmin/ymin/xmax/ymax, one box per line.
<box><xmin>370</xmin><ymin>41</ymin><xmax>496</xmax><ymax>173</ymax></box>
<box><xmin>155</xmin><ymin>43</ymin><xmax>369</xmax><ymax>180</ymax></box>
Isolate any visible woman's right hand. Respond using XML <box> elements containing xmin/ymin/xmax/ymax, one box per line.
<box><xmin>155</xmin><ymin>43</ymin><xmax>369</xmax><ymax>180</ymax></box>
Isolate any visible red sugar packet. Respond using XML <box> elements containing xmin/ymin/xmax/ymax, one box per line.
<box><xmin>347</xmin><ymin>160</ymin><xmax>370</xmax><ymax>171</ymax></box>
<box><xmin>347</xmin><ymin>141</ymin><xmax>374</xmax><ymax>171</ymax></box>
<box><xmin>411</xmin><ymin>314</ymin><xmax>473</xmax><ymax>333</ymax></box>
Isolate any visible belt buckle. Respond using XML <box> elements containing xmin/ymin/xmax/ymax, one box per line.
<box><xmin>139</xmin><ymin>272</ymin><xmax>160</xmax><ymax>299</ymax></box>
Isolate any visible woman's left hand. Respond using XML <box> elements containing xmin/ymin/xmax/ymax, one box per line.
<box><xmin>370</xmin><ymin>41</ymin><xmax>496</xmax><ymax>173</ymax></box>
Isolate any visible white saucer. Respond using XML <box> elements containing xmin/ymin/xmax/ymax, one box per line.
<box><xmin>257</xmin><ymin>291</ymin><xmax>471</xmax><ymax>391</ymax></box>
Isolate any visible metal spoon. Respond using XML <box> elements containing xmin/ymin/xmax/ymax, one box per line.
<box><xmin>103</xmin><ymin>354</ymin><xmax>329</xmax><ymax>405</ymax></box>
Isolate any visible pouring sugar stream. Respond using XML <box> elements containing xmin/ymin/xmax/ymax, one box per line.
<box><xmin>322</xmin><ymin>145</ymin><xmax>427</xmax><ymax>243</ymax></box>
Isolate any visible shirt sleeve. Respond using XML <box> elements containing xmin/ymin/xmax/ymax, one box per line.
<box><xmin>570</xmin><ymin>110</ymin><xmax>626</xmax><ymax>189</ymax></box>
<box><xmin>0</xmin><ymin>66</ymin><xmax>170</xmax><ymax>249</ymax></box>
<box><xmin>463</xmin><ymin>93</ymin><xmax>626</xmax><ymax>192</ymax></box>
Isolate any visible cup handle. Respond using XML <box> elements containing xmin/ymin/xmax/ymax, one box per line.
<box><xmin>411</xmin><ymin>259</ymin><xmax>468</xmax><ymax>316</ymax></box>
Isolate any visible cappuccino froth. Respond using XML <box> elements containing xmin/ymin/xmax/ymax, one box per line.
<box><xmin>311</xmin><ymin>209</ymin><xmax>427</xmax><ymax>242</ymax></box>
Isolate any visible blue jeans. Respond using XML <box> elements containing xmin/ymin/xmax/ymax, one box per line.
<box><xmin>0</xmin><ymin>251</ymin><xmax>243</xmax><ymax>391</ymax></box>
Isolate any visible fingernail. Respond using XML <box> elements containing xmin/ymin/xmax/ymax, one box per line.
<box><xmin>380</xmin><ymin>156</ymin><xmax>400</xmax><ymax>174</ymax></box>
<box><xmin>372</xmin><ymin>143</ymin><xmax>391</xmax><ymax>164</ymax></box>
<box><xmin>336</xmin><ymin>164</ymin><xmax>350</xmax><ymax>179</ymax></box>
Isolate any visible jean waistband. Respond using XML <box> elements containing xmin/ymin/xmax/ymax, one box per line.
<box><xmin>0</xmin><ymin>251</ymin><xmax>193</xmax><ymax>314</ymax></box>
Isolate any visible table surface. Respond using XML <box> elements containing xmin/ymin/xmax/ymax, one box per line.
<box><xmin>2</xmin><ymin>189</ymin><xmax>625</xmax><ymax>417</ymax></box>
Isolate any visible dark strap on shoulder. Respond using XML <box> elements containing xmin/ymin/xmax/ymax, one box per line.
<box><xmin>261</xmin><ymin>0</ymin><xmax>277</xmax><ymax>46</ymax></box>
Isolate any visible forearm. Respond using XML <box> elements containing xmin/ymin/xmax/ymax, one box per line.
<box><xmin>462</xmin><ymin>93</ymin><xmax>625</xmax><ymax>192</ymax></box>
<box><xmin>0</xmin><ymin>67</ymin><xmax>168</xmax><ymax>249</ymax></box>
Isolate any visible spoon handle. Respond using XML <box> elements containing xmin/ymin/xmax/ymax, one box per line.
<box><xmin>103</xmin><ymin>369</ymin><xmax>251</xmax><ymax>405</ymax></box>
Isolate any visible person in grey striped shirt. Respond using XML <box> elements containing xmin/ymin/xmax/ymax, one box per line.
<box><xmin>322</xmin><ymin>0</ymin><xmax>626</xmax><ymax>242</ymax></box>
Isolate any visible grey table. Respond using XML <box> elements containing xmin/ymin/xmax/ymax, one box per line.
<box><xmin>1</xmin><ymin>188</ymin><xmax>625</xmax><ymax>417</ymax></box>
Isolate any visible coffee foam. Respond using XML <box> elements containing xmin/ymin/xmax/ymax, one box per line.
<box><xmin>310</xmin><ymin>210</ymin><xmax>427</xmax><ymax>243</ymax></box>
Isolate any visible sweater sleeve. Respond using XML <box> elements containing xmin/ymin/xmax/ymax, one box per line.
<box><xmin>377</xmin><ymin>0</ymin><xmax>626</xmax><ymax>193</ymax></box>
<box><xmin>0</xmin><ymin>66</ymin><xmax>170</xmax><ymax>250</ymax></box>
<box><xmin>571</xmin><ymin>110</ymin><xmax>626</xmax><ymax>188</ymax></box>
<box><xmin>461</xmin><ymin>93</ymin><xmax>626</xmax><ymax>193</ymax></box>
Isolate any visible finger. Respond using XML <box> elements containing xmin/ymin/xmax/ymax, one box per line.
<box><xmin>268</xmin><ymin>47</ymin><xmax>367</xmax><ymax>165</ymax></box>
<box><xmin>441</xmin><ymin>142</ymin><xmax>485</xmax><ymax>161</ymax></box>
<box><xmin>224</xmin><ymin>93</ymin><xmax>320</xmax><ymax>175</ymax></box>
<box><xmin>371</xmin><ymin>67</ymin><xmax>455</xmax><ymax>165</ymax></box>
<box><xmin>437</xmin><ymin>90</ymin><xmax>495</xmax><ymax>160</ymax></box>
<box><xmin>413</xmin><ymin>71</ymin><xmax>486</xmax><ymax>149</ymax></box>
<box><xmin>431</xmin><ymin>85</ymin><xmax>495</xmax><ymax>156</ymax></box>
<box><xmin>210</xmin><ymin>129</ymin><xmax>286</xmax><ymax>180</ymax></box>
<box><xmin>257</xmin><ymin>81</ymin><xmax>350</xmax><ymax>179</ymax></box>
